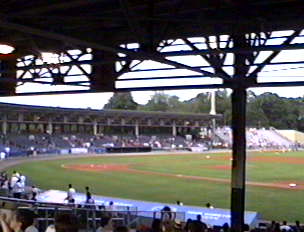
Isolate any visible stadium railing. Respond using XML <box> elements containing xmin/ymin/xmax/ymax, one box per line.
<box><xmin>0</xmin><ymin>196</ymin><xmax>185</xmax><ymax>232</ymax></box>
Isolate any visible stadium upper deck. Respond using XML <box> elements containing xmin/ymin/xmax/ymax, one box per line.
<box><xmin>0</xmin><ymin>102</ymin><xmax>221</xmax><ymax>135</ymax></box>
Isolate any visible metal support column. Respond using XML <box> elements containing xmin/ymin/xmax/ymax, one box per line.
<box><xmin>93</xmin><ymin>120</ymin><xmax>98</xmax><ymax>135</ymax></box>
<box><xmin>172</xmin><ymin>121</ymin><xmax>177</xmax><ymax>137</ymax></box>
<box><xmin>47</xmin><ymin>119</ymin><xmax>53</xmax><ymax>135</ymax></box>
<box><xmin>2</xmin><ymin>115</ymin><xmax>7</xmax><ymax>135</ymax></box>
<box><xmin>135</xmin><ymin>120</ymin><xmax>139</xmax><ymax>137</ymax></box>
<box><xmin>230</xmin><ymin>87</ymin><xmax>247</xmax><ymax>232</ymax></box>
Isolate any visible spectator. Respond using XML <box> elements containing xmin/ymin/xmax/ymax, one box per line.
<box><xmin>45</xmin><ymin>224</ymin><xmax>56</xmax><ymax>232</ymax></box>
<box><xmin>0</xmin><ymin>209</ymin><xmax>38</xmax><ymax>232</ymax></box>
<box><xmin>55</xmin><ymin>213</ymin><xmax>79</xmax><ymax>232</ymax></box>
<box><xmin>161</xmin><ymin>206</ymin><xmax>173</xmax><ymax>222</ymax></box>
<box><xmin>19</xmin><ymin>174</ymin><xmax>26</xmax><ymax>187</ymax></box>
<box><xmin>65</xmin><ymin>184</ymin><xmax>75</xmax><ymax>203</ymax></box>
<box><xmin>221</xmin><ymin>223</ymin><xmax>229</xmax><ymax>232</ymax></box>
<box><xmin>206</xmin><ymin>203</ymin><xmax>214</xmax><ymax>209</ymax></box>
<box><xmin>115</xmin><ymin>226</ymin><xmax>129</xmax><ymax>232</ymax></box>
<box><xmin>151</xmin><ymin>219</ymin><xmax>162</xmax><ymax>232</ymax></box>
<box><xmin>274</xmin><ymin>223</ymin><xmax>281</xmax><ymax>232</ymax></box>
<box><xmin>267</xmin><ymin>221</ymin><xmax>276</xmax><ymax>232</ymax></box>
<box><xmin>176</xmin><ymin>201</ymin><xmax>183</xmax><ymax>206</ymax></box>
<box><xmin>30</xmin><ymin>186</ymin><xmax>39</xmax><ymax>201</ymax></box>
<box><xmin>85</xmin><ymin>186</ymin><xmax>92</xmax><ymax>203</ymax></box>
<box><xmin>243</xmin><ymin>224</ymin><xmax>250</xmax><ymax>232</ymax></box>
<box><xmin>12</xmin><ymin>179</ymin><xmax>24</xmax><ymax>199</ymax></box>
<box><xmin>96</xmin><ymin>217</ymin><xmax>113</xmax><ymax>232</ymax></box>
<box><xmin>184</xmin><ymin>219</ymin><xmax>192</xmax><ymax>232</ymax></box>
<box><xmin>0</xmin><ymin>151</ymin><xmax>6</xmax><ymax>160</ymax></box>
<box><xmin>10</xmin><ymin>173</ymin><xmax>19</xmax><ymax>193</ymax></box>
<box><xmin>293</xmin><ymin>221</ymin><xmax>303</xmax><ymax>232</ymax></box>
<box><xmin>193</xmin><ymin>215</ymin><xmax>207</xmax><ymax>232</ymax></box>
<box><xmin>280</xmin><ymin>221</ymin><xmax>292</xmax><ymax>231</ymax></box>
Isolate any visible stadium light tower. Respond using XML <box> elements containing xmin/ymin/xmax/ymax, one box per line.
<box><xmin>209</xmin><ymin>90</ymin><xmax>216</xmax><ymax>115</ymax></box>
<box><xmin>209</xmin><ymin>90</ymin><xmax>217</xmax><ymax>148</ymax></box>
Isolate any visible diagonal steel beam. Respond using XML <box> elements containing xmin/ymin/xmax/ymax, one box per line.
<box><xmin>160</xmin><ymin>42</ymin><xmax>304</xmax><ymax>56</ymax></box>
<box><xmin>0</xmin><ymin>20</ymin><xmax>219</xmax><ymax>78</ymax></box>
<box><xmin>64</xmin><ymin>51</ymin><xmax>90</xmax><ymax>76</ymax></box>
<box><xmin>248</xmin><ymin>30</ymin><xmax>301</xmax><ymax>78</ymax></box>
<box><xmin>183</xmin><ymin>38</ymin><xmax>230</xmax><ymax>80</ymax></box>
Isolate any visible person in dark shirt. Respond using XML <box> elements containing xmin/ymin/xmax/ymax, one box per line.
<box><xmin>85</xmin><ymin>186</ymin><xmax>91</xmax><ymax>203</ymax></box>
<box><xmin>194</xmin><ymin>214</ymin><xmax>207</xmax><ymax>232</ymax></box>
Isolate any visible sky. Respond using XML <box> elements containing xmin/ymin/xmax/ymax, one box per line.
<box><xmin>0</xmin><ymin>86</ymin><xmax>303</xmax><ymax>110</ymax></box>
<box><xmin>0</xmin><ymin>31</ymin><xmax>303</xmax><ymax>109</ymax></box>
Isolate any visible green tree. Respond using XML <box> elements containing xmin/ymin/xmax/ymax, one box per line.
<box><xmin>215</xmin><ymin>90</ymin><xmax>231</xmax><ymax>125</ymax></box>
<box><xmin>256</xmin><ymin>93</ymin><xmax>301</xmax><ymax>129</ymax></box>
<box><xmin>139</xmin><ymin>92</ymin><xmax>184</xmax><ymax>112</ymax></box>
<box><xmin>103</xmin><ymin>92</ymin><xmax>138</xmax><ymax>110</ymax></box>
<box><xmin>183</xmin><ymin>92</ymin><xmax>210</xmax><ymax>113</ymax></box>
<box><xmin>246</xmin><ymin>91</ymin><xmax>269</xmax><ymax>128</ymax></box>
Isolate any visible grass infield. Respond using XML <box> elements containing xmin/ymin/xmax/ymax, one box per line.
<box><xmin>5</xmin><ymin>151</ymin><xmax>304</xmax><ymax>221</ymax></box>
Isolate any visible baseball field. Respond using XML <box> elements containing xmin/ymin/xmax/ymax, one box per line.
<box><xmin>5</xmin><ymin>151</ymin><xmax>304</xmax><ymax>221</ymax></box>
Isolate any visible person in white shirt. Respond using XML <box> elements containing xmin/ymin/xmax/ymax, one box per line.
<box><xmin>19</xmin><ymin>174</ymin><xmax>26</xmax><ymax>191</ymax></box>
<box><xmin>20</xmin><ymin>174</ymin><xmax>26</xmax><ymax>185</ymax></box>
<box><xmin>280</xmin><ymin>221</ymin><xmax>292</xmax><ymax>231</ymax></box>
<box><xmin>25</xmin><ymin>224</ymin><xmax>38</xmax><ymax>232</ymax></box>
<box><xmin>4</xmin><ymin>147</ymin><xmax>10</xmax><ymax>156</ymax></box>
<box><xmin>0</xmin><ymin>152</ymin><xmax>5</xmax><ymax>160</ymax></box>
<box><xmin>65</xmin><ymin>184</ymin><xmax>76</xmax><ymax>203</ymax></box>
<box><xmin>12</xmin><ymin>179</ymin><xmax>24</xmax><ymax>199</ymax></box>
<box><xmin>10</xmin><ymin>175</ymin><xmax>19</xmax><ymax>193</ymax></box>
<box><xmin>45</xmin><ymin>224</ymin><xmax>56</xmax><ymax>232</ymax></box>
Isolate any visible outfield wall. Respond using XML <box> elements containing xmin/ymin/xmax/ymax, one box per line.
<box><xmin>277</xmin><ymin>130</ymin><xmax>304</xmax><ymax>144</ymax></box>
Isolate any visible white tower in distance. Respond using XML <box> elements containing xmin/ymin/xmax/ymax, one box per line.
<box><xmin>209</xmin><ymin>90</ymin><xmax>216</xmax><ymax>115</ymax></box>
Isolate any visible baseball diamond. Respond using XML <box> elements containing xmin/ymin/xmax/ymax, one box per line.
<box><xmin>4</xmin><ymin>151</ymin><xmax>304</xmax><ymax>222</ymax></box>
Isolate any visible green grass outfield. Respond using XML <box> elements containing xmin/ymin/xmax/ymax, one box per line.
<box><xmin>5</xmin><ymin>151</ymin><xmax>304</xmax><ymax>221</ymax></box>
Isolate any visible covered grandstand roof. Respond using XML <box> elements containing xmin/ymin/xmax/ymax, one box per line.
<box><xmin>1</xmin><ymin>0</ymin><xmax>303</xmax><ymax>46</ymax></box>
<box><xmin>0</xmin><ymin>102</ymin><xmax>221</xmax><ymax>120</ymax></box>
<box><xmin>0</xmin><ymin>0</ymin><xmax>303</xmax><ymax>95</ymax></box>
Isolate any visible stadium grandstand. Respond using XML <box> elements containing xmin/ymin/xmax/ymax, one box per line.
<box><xmin>0</xmin><ymin>102</ymin><xmax>221</xmax><ymax>156</ymax></box>
<box><xmin>0</xmin><ymin>102</ymin><xmax>301</xmax><ymax>158</ymax></box>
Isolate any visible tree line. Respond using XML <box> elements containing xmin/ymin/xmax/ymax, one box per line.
<box><xmin>103</xmin><ymin>91</ymin><xmax>304</xmax><ymax>131</ymax></box>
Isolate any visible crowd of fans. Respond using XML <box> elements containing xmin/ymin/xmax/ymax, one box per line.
<box><xmin>0</xmin><ymin>171</ymin><xmax>38</xmax><ymax>201</ymax></box>
<box><xmin>214</xmin><ymin>127</ymin><xmax>301</xmax><ymax>150</ymax></box>
<box><xmin>1</xmin><ymin>126</ymin><xmax>302</xmax><ymax>159</ymax></box>
<box><xmin>1</xmin><ymin>171</ymin><xmax>304</xmax><ymax>232</ymax></box>
<box><xmin>1</xmin><ymin>206</ymin><xmax>304</xmax><ymax>232</ymax></box>
<box><xmin>0</xmin><ymin>133</ymin><xmax>211</xmax><ymax>158</ymax></box>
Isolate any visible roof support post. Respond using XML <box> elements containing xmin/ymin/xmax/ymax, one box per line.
<box><xmin>230</xmin><ymin>28</ymin><xmax>250</xmax><ymax>232</ymax></box>
<box><xmin>135</xmin><ymin>120</ymin><xmax>139</xmax><ymax>137</ymax></box>
<box><xmin>0</xmin><ymin>54</ymin><xmax>17</xmax><ymax>95</ymax></box>
<box><xmin>172</xmin><ymin>120</ymin><xmax>177</xmax><ymax>137</ymax></box>
<box><xmin>230</xmin><ymin>86</ymin><xmax>247</xmax><ymax>232</ymax></box>
<box><xmin>2</xmin><ymin>114</ymin><xmax>7</xmax><ymax>135</ymax></box>
<box><xmin>47</xmin><ymin>119</ymin><xmax>53</xmax><ymax>135</ymax></box>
